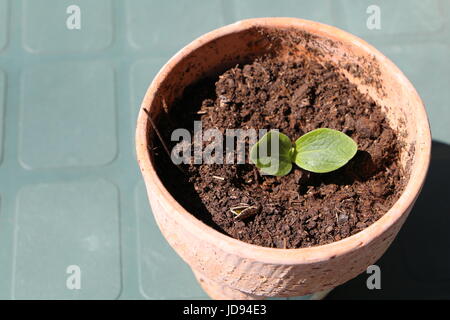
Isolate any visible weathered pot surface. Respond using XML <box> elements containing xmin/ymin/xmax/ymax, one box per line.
<box><xmin>135</xmin><ymin>18</ymin><xmax>431</xmax><ymax>299</ymax></box>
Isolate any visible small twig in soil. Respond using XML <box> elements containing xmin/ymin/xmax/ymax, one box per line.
<box><xmin>212</xmin><ymin>175</ymin><xmax>225</xmax><ymax>181</ymax></box>
<box><xmin>253</xmin><ymin>167</ymin><xmax>260</xmax><ymax>185</ymax></box>
<box><xmin>143</xmin><ymin>108</ymin><xmax>171</xmax><ymax>156</ymax></box>
<box><xmin>143</xmin><ymin>108</ymin><xmax>185</xmax><ymax>174</ymax></box>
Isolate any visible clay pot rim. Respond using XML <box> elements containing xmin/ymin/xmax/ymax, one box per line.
<box><xmin>135</xmin><ymin>17</ymin><xmax>431</xmax><ymax>265</ymax></box>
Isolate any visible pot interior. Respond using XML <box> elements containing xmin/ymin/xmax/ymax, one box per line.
<box><xmin>146</xmin><ymin>22</ymin><xmax>428</xmax><ymax>189</ymax></box>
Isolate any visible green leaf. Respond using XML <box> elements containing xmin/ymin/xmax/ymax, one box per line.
<box><xmin>250</xmin><ymin>130</ymin><xmax>294</xmax><ymax>176</ymax></box>
<box><xmin>293</xmin><ymin>128</ymin><xmax>357</xmax><ymax>173</ymax></box>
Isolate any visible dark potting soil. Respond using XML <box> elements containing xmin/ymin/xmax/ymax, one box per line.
<box><xmin>152</xmin><ymin>54</ymin><xmax>407</xmax><ymax>249</ymax></box>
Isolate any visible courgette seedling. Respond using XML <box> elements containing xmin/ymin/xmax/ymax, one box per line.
<box><xmin>250</xmin><ymin>128</ymin><xmax>357</xmax><ymax>176</ymax></box>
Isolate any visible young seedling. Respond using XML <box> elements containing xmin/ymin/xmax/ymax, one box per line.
<box><xmin>250</xmin><ymin>128</ymin><xmax>358</xmax><ymax>176</ymax></box>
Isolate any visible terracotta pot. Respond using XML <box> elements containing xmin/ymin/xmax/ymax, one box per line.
<box><xmin>135</xmin><ymin>18</ymin><xmax>431</xmax><ymax>299</ymax></box>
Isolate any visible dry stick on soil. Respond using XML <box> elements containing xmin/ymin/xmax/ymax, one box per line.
<box><xmin>253</xmin><ymin>167</ymin><xmax>260</xmax><ymax>185</ymax></box>
<box><xmin>143</xmin><ymin>108</ymin><xmax>185</xmax><ymax>174</ymax></box>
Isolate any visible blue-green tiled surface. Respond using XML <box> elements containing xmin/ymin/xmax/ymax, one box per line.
<box><xmin>0</xmin><ymin>0</ymin><xmax>449</xmax><ymax>299</ymax></box>
<box><xmin>231</xmin><ymin>0</ymin><xmax>336</xmax><ymax>25</ymax></box>
<box><xmin>0</xmin><ymin>1</ymin><xmax>7</xmax><ymax>53</ymax></box>
<box><xmin>126</xmin><ymin>0</ymin><xmax>226</xmax><ymax>56</ymax></box>
<box><xmin>13</xmin><ymin>179</ymin><xmax>121</xmax><ymax>299</ymax></box>
<box><xmin>0</xmin><ymin>69</ymin><xmax>4</xmax><ymax>163</ymax></box>
<box><xmin>23</xmin><ymin>0</ymin><xmax>113</xmax><ymax>54</ymax></box>
<box><xmin>337</xmin><ymin>0</ymin><xmax>446</xmax><ymax>37</ymax></box>
<box><xmin>19</xmin><ymin>62</ymin><xmax>117</xmax><ymax>169</ymax></box>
